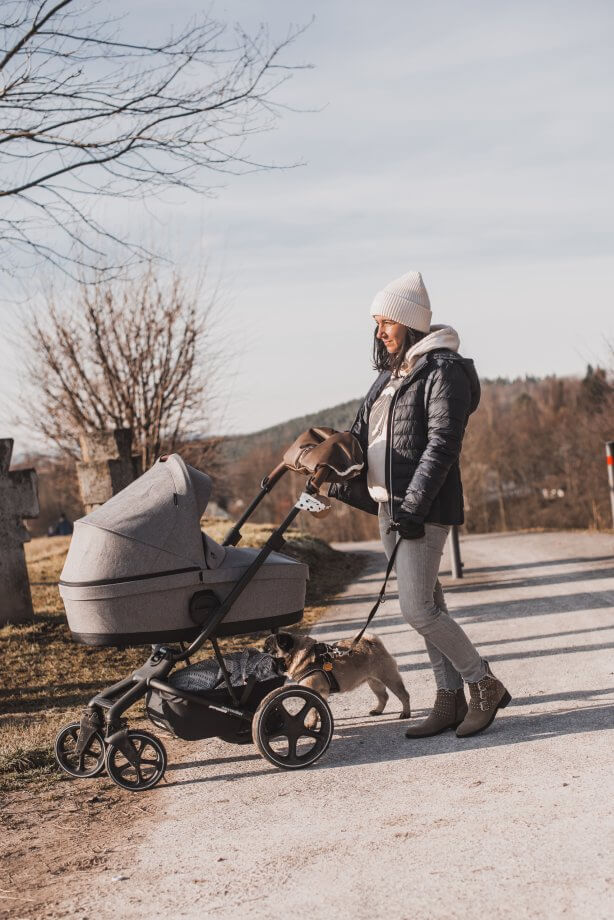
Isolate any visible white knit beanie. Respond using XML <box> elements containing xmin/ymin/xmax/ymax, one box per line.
<box><xmin>370</xmin><ymin>270</ymin><xmax>432</xmax><ymax>333</ymax></box>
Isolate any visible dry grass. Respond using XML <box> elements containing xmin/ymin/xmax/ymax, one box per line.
<box><xmin>0</xmin><ymin>523</ymin><xmax>364</xmax><ymax>792</ymax></box>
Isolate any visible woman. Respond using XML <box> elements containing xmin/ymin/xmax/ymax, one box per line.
<box><xmin>329</xmin><ymin>270</ymin><xmax>511</xmax><ymax>738</ymax></box>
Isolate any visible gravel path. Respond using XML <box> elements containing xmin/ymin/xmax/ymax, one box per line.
<box><xmin>62</xmin><ymin>531</ymin><xmax>614</xmax><ymax>920</ymax></box>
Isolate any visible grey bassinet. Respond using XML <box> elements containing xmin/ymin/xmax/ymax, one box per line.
<box><xmin>59</xmin><ymin>454</ymin><xmax>308</xmax><ymax>646</ymax></box>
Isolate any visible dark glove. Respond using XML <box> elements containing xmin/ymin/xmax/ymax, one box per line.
<box><xmin>388</xmin><ymin>518</ymin><xmax>425</xmax><ymax>540</ymax></box>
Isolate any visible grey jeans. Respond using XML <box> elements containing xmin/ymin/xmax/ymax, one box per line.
<box><xmin>378</xmin><ymin>504</ymin><xmax>486</xmax><ymax>689</ymax></box>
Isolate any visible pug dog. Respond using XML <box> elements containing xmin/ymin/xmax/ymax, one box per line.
<box><xmin>264</xmin><ymin>631</ymin><xmax>411</xmax><ymax>718</ymax></box>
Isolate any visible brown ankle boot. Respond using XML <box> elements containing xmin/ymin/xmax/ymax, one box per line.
<box><xmin>456</xmin><ymin>663</ymin><xmax>511</xmax><ymax>738</ymax></box>
<box><xmin>404</xmin><ymin>688</ymin><xmax>467</xmax><ymax>738</ymax></box>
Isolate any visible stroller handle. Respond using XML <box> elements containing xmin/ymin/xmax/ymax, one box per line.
<box><xmin>260</xmin><ymin>461</ymin><xmax>287</xmax><ymax>490</ymax></box>
<box><xmin>306</xmin><ymin>465</ymin><xmax>329</xmax><ymax>491</ymax></box>
<box><xmin>262</xmin><ymin>460</ymin><xmax>328</xmax><ymax>491</ymax></box>
<box><xmin>221</xmin><ymin>426</ymin><xmax>345</xmax><ymax>549</ymax></box>
<box><xmin>220</xmin><ymin>458</ymin><xmax>328</xmax><ymax>550</ymax></box>
<box><xmin>221</xmin><ymin>462</ymin><xmax>289</xmax><ymax>547</ymax></box>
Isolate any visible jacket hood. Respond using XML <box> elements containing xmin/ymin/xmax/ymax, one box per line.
<box><xmin>398</xmin><ymin>324</ymin><xmax>460</xmax><ymax>376</ymax></box>
<box><xmin>396</xmin><ymin>324</ymin><xmax>480</xmax><ymax>415</ymax></box>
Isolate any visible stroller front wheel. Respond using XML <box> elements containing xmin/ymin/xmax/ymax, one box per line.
<box><xmin>105</xmin><ymin>730</ymin><xmax>167</xmax><ymax>791</ymax></box>
<box><xmin>55</xmin><ymin>721</ymin><xmax>106</xmax><ymax>779</ymax></box>
<box><xmin>252</xmin><ymin>686</ymin><xmax>334</xmax><ymax>770</ymax></box>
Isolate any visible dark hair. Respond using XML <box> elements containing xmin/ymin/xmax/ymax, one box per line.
<box><xmin>372</xmin><ymin>326</ymin><xmax>426</xmax><ymax>374</ymax></box>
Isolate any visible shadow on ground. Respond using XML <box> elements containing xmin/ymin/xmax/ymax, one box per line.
<box><xmin>160</xmin><ymin>686</ymin><xmax>614</xmax><ymax>788</ymax></box>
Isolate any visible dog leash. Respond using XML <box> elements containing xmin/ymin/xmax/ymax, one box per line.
<box><xmin>349</xmin><ymin>536</ymin><xmax>402</xmax><ymax>649</ymax></box>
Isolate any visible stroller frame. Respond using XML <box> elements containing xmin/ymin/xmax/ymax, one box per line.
<box><xmin>55</xmin><ymin>466</ymin><xmax>335</xmax><ymax>790</ymax></box>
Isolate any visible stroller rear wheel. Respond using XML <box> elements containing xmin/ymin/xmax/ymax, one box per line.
<box><xmin>105</xmin><ymin>730</ymin><xmax>167</xmax><ymax>791</ymax></box>
<box><xmin>252</xmin><ymin>686</ymin><xmax>333</xmax><ymax>770</ymax></box>
<box><xmin>55</xmin><ymin>722</ymin><xmax>106</xmax><ymax>778</ymax></box>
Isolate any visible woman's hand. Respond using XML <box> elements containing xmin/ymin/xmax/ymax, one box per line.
<box><xmin>388</xmin><ymin>518</ymin><xmax>425</xmax><ymax>539</ymax></box>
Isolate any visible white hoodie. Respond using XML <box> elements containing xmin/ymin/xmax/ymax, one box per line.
<box><xmin>366</xmin><ymin>325</ymin><xmax>460</xmax><ymax>503</ymax></box>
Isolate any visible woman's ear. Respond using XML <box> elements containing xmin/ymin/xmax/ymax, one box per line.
<box><xmin>276</xmin><ymin>632</ymin><xmax>295</xmax><ymax>653</ymax></box>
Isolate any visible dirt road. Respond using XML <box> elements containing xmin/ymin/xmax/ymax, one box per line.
<box><xmin>24</xmin><ymin>532</ymin><xmax>614</xmax><ymax>919</ymax></box>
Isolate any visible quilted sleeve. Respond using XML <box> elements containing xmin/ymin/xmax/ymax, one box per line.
<box><xmin>399</xmin><ymin>361</ymin><xmax>471</xmax><ymax>522</ymax></box>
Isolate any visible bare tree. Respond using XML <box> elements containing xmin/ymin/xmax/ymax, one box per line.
<box><xmin>0</xmin><ymin>1</ymin><xmax>308</xmax><ymax>276</ymax></box>
<box><xmin>23</xmin><ymin>264</ymin><xmax>223</xmax><ymax>467</ymax></box>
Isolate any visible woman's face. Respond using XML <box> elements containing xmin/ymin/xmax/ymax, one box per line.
<box><xmin>373</xmin><ymin>315</ymin><xmax>407</xmax><ymax>355</ymax></box>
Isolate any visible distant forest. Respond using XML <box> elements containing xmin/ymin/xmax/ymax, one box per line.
<box><xmin>25</xmin><ymin>366</ymin><xmax>614</xmax><ymax>541</ymax></box>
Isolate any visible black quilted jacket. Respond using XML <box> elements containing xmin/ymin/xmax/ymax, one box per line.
<box><xmin>329</xmin><ymin>349</ymin><xmax>481</xmax><ymax>525</ymax></box>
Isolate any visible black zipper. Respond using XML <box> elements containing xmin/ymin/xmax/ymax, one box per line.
<box><xmin>386</xmin><ymin>384</ymin><xmax>401</xmax><ymax>522</ymax></box>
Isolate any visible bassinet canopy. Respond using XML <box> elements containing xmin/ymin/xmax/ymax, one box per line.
<box><xmin>61</xmin><ymin>454</ymin><xmax>215</xmax><ymax>585</ymax></box>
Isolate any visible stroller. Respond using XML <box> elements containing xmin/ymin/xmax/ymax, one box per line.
<box><xmin>54</xmin><ymin>428</ymin><xmax>363</xmax><ymax>791</ymax></box>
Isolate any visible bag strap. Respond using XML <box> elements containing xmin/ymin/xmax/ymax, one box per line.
<box><xmin>350</xmin><ymin>537</ymin><xmax>402</xmax><ymax>648</ymax></box>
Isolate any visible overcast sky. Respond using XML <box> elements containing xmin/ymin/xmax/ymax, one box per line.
<box><xmin>2</xmin><ymin>0</ymin><xmax>613</xmax><ymax>444</ymax></box>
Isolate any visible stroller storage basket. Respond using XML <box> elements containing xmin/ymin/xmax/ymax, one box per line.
<box><xmin>146</xmin><ymin>649</ymin><xmax>284</xmax><ymax>742</ymax></box>
<box><xmin>59</xmin><ymin>454</ymin><xmax>308</xmax><ymax>646</ymax></box>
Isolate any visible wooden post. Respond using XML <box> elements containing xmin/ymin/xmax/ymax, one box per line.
<box><xmin>606</xmin><ymin>442</ymin><xmax>614</xmax><ymax>528</ymax></box>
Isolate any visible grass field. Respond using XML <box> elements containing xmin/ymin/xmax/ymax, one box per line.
<box><xmin>0</xmin><ymin>520</ymin><xmax>364</xmax><ymax>792</ymax></box>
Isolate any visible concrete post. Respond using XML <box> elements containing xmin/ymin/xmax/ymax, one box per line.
<box><xmin>606</xmin><ymin>442</ymin><xmax>614</xmax><ymax>528</ymax></box>
<box><xmin>0</xmin><ymin>439</ymin><xmax>40</xmax><ymax>625</ymax></box>
<box><xmin>449</xmin><ymin>524</ymin><xmax>463</xmax><ymax>579</ymax></box>
<box><xmin>76</xmin><ymin>428</ymin><xmax>142</xmax><ymax>513</ymax></box>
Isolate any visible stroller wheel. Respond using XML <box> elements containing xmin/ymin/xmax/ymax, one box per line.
<box><xmin>252</xmin><ymin>686</ymin><xmax>334</xmax><ymax>770</ymax></box>
<box><xmin>105</xmin><ymin>730</ymin><xmax>167</xmax><ymax>792</ymax></box>
<box><xmin>54</xmin><ymin>722</ymin><xmax>106</xmax><ymax>779</ymax></box>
